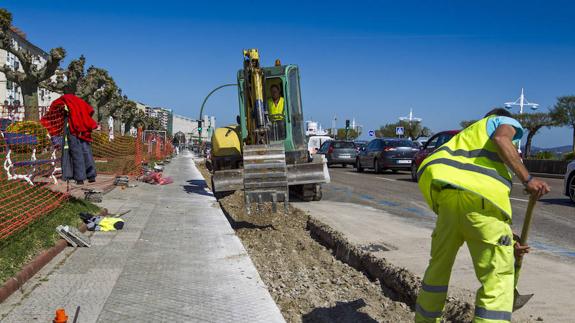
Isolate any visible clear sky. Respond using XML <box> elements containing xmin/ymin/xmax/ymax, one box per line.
<box><xmin>4</xmin><ymin>0</ymin><xmax>574</xmax><ymax>147</ymax></box>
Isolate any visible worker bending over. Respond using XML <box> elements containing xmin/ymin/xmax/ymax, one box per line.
<box><xmin>267</xmin><ymin>84</ymin><xmax>285</xmax><ymax>139</ymax></box>
<box><xmin>415</xmin><ymin>108</ymin><xmax>550</xmax><ymax>322</ymax></box>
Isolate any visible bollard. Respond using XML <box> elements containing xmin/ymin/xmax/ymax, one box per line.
<box><xmin>53</xmin><ymin>308</ymin><xmax>68</xmax><ymax>323</ymax></box>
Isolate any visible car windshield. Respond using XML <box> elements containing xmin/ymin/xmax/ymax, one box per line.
<box><xmin>333</xmin><ymin>142</ymin><xmax>355</xmax><ymax>149</ymax></box>
<box><xmin>386</xmin><ymin>140</ymin><xmax>417</xmax><ymax>148</ymax></box>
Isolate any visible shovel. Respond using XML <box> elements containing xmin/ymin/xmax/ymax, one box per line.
<box><xmin>513</xmin><ymin>194</ymin><xmax>537</xmax><ymax>311</ymax></box>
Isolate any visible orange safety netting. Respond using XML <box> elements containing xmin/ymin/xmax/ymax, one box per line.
<box><xmin>0</xmin><ymin>105</ymin><xmax>67</xmax><ymax>240</ymax></box>
<box><xmin>0</xmin><ymin>105</ymin><xmax>173</xmax><ymax>241</ymax></box>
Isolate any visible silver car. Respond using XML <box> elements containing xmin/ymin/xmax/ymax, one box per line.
<box><xmin>564</xmin><ymin>160</ymin><xmax>575</xmax><ymax>203</ymax></box>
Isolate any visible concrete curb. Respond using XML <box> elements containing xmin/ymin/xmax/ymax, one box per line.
<box><xmin>531</xmin><ymin>172</ymin><xmax>564</xmax><ymax>179</ymax></box>
<box><xmin>0</xmin><ymin>209</ymin><xmax>108</xmax><ymax>304</ymax></box>
<box><xmin>307</xmin><ymin>217</ymin><xmax>474</xmax><ymax>322</ymax></box>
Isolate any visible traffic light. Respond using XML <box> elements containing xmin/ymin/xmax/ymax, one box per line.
<box><xmin>197</xmin><ymin>120</ymin><xmax>203</xmax><ymax>132</ymax></box>
<box><xmin>345</xmin><ymin>119</ymin><xmax>350</xmax><ymax>130</ymax></box>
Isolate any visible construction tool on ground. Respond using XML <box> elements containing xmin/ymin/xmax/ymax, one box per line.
<box><xmin>513</xmin><ymin>194</ymin><xmax>537</xmax><ymax>311</ymax></box>
<box><xmin>210</xmin><ymin>49</ymin><xmax>330</xmax><ymax>213</ymax></box>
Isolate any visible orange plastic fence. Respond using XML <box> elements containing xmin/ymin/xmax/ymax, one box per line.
<box><xmin>0</xmin><ymin>105</ymin><xmax>172</xmax><ymax>241</ymax></box>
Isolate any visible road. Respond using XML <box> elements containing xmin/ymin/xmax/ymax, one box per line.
<box><xmin>321</xmin><ymin>166</ymin><xmax>575</xmax><ymax>261</ymax></box>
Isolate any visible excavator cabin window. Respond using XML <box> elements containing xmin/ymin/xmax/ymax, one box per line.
<box><xmin>266</xmin><ymin>78</ymin><xmax>286</xmax><ymax>141</ymax></box>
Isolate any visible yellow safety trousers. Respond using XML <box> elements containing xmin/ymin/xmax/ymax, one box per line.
<box><xmin>415</xmin><ymin>188</ymin><xmax>514</xmax><ymax>323</ymax></box>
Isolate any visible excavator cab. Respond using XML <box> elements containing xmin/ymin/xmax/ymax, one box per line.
<box><xmin>237</xmin><ymin>64</ymin><xmax>308</xmax><ymax>163</ymax></box>
<box><xmin>211</xmin><ymin>49</ymin><xmax>329</xmax><ymax>213</ymax></box>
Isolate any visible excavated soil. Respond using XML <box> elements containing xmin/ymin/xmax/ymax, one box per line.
<box><xmin>197</xmin><ymin>162</ymin><xmax>413</xmax><ymax>322</ymax></box>
<box><xmin>219</xmin><ymin>191</ymin><xmax>414</xmax><ymax>322</ymax></box>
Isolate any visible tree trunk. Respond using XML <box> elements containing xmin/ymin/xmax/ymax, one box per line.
<box><xmin>525</xmin><ymin>132</ymin><xmax>534</xmax><ymax>158</ymax></box>
<box><xmin>21</xmin><ymin>83</ymin><xmax>39</xmax><ymax>121</ymax></box>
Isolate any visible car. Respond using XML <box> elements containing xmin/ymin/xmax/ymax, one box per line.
<box><xmin>411</xmin><ymin>130</ymin><xmax>460</xmax><ymax>181</ymax></box>
<box><xmin>316</xmin><ymin>140</ymin><xmax>357</xmax><ymax>167</ymax></box>
<box><xmin>355</xmin><ymin>138</ymin><xmax>419</xmax><ymax>173</ymax></box>
<box><xmin>308</xmin><ymin>135</ymin><xmax>332</xmax><ymax>156</ymax></box>
<box><xmin>564</xmin><ymin>160</ymin><xmax>575</xmax><ymax>203</ymax></box>
<box><xmin>354</xmin><ymin>140</ymin><xmax>368</xmax><ymax>154</ymax></box>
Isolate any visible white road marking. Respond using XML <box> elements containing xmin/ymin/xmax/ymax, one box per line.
<box><xmin>376</xmin><ymin>177</ymin><xmax>398</xmax><ymax>182</ymax></box>
<box><xmin>510</xmin><ymin>197</ymin><xmax>529</xmax><ymax>202</ymax></box>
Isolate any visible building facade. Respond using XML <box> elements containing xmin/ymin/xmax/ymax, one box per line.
<box><xmin>0</xmin><ymin>27</ymin><xmax>61</xmax><ymax>119</ymax></box>
<box><xmin>172</xmin><ymin>114</ymin><xmax>216</xmax><ymax>144</ymax></box>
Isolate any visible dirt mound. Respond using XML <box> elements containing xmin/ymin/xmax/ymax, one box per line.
<box><xmin>218</xmin><ymin>191</ymin><xmax>413</xmax><ymax>322</ymax></box>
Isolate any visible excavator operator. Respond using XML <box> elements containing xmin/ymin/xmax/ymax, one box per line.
<box><xmin>268</xmin><ymin>84</ymin><xmax>286</xmax><ymax>140</ymax></box>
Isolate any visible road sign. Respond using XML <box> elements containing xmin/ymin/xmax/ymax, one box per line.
<box><xmin>368</xmin><ymin>130</ymin><xmax>375</xmax><ymax>137</ymax></box>
<box><xmin>395</xmin><ymin>126</ymin><xmax>404</xmax><ymax>136</ymax></box>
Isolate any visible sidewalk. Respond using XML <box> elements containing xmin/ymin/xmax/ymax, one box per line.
<box><xmin>0</xmin><ymin>152</ymin><xmax>284</xmax><ymax>322</ymax></box>
<box><xmin>297</xmin><ymin>201</ymin><xmax>574</xmax><ymax>322</ymax></box>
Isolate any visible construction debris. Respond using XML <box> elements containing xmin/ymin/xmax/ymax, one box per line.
<box><xmin>56</xmin><ymin>225</ymin><xmax>91</xmax><ymax>247</ymax></box>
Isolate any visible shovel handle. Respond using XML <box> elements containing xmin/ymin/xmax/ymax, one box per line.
<box><xmin>516</xmin><ymin>195</ymin><xmax>537</xmax><ymax>268</ymax></box>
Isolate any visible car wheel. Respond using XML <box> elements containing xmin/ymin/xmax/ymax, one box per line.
<box><xmin>569</xmin><ymin>175</ymin><xmax>575</xmax><ymax>203</ymax></box>
<box><xmin>411</xmin><ymin>163</ymin><xmax>418</xmax><ymax>182</ymax></box>
<box><xmin>356</xmin><ymin>159</ymin><xmax>364</xmax><ymax>172</ymax></box>
<box><xmin>342</xmin><ymin>164</ymin><xmax>347</xmax><ymax>168</ymax></box>
<box><xmin>374</xmin><ymin>159</ymin><xmax>381</xmax><ymax>173</ymax></box>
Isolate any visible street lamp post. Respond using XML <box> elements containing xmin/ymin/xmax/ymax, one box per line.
<box><xmin>198</xmin><ymin>83</ymin><xmax>237</xmax><ymax>144</ymax></box>
<box><xmin>504</xmin><ymin>88</ymin><xmax>539</xmax><ymax>114</ymax></box>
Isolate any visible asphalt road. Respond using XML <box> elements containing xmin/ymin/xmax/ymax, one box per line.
<box><xmin>322</xmin><ymin>165</ymin><xmax>575</xmax><ymax>262</ymax></box>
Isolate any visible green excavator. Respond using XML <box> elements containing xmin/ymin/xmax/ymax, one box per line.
<box><xmin>210</xmin><ymin>49</ymin><xmax>330</xmax><ymax>213</ymax></box>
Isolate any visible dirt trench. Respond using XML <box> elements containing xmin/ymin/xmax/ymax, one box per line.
<box><xmin>197</xmin><ymin>161</ymin><xmax>473</xmax><ymax>322</ymax></box>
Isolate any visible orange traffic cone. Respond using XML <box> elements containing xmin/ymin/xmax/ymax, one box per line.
<box><xmin>53</xmin><ymin>308</ymin><xmax>68</xmax><ymax>323</ymax></box>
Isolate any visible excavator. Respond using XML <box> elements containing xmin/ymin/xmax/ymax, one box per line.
<box><xmin>210</xmin><ymin>49</ymin><xmax>330</xmax><ymax>213</ymax></box>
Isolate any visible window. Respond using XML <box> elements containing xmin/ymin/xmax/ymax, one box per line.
<box><xmin>333</xmin><ymin>141</ymin><xmax>355</xmax><ymax>149</ymax></box>
<box><xmin>425</xmin><ymin>135</ymin><xmax>440</xmax><ymax>150</ymax></box>
<box><xmin>318</xmin><ymin>141</ymin><xmax>330</xmax><ymax>153</ymax></box>
<box><xmin>385</xmin><ymin>140</ymin><xmax>416</xmax><ymax>148</ymax></box>
<box><xmin>288</xmin><ymin>68</ymin><xmax>305</xmax><ymax>149</ymax></box>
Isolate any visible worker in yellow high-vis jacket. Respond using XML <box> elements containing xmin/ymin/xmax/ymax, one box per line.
<box><xmin>267</xmin><ymin>84</ymin><xmax>286</xmax><ymax>140</ymax></box>
<box><xmin>415</xmin><ymin>108</ymin><xmax>550</xmax><ymax>323</ymax></box>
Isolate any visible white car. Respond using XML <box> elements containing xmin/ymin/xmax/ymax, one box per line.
<box><xmin>565</xmin><ymin>160</ymin><xmax>575</xmax><ymax>203</ymax></box>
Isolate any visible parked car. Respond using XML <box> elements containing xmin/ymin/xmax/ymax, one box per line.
<box><xmin>564</xmin><ymin>160</ymin><xmax>575</xmax><ymax>203</ymax></box>
<box><xmin>411</xmin><ymin>130</ymin><xmax>460</xmax><ymax>181</ymax></box>
<box><xmin>354</xmin><ymin>140</ymin><xmax>368</xmax><ymax>154</ymax></box>
<box><xmin>355</xmin><ymin>138</ymin><xmax>419</xmax><ymax>173</ymax></box>
<box><xmin>308</xmin><ymin>135</ymin><xmax>332</xmax><ymax>156</ymax></box>
<box><xmin>316</xmin><ymin>140</ymin><xmax>357</xmax><ymax>167</ymax></box>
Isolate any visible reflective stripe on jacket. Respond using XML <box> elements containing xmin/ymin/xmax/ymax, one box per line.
<box><xmin>417</xmin><ymin>117</ymin><xmax>514</xmax><ymax>219</ymax></box>
<box><xmin>267</xmin><ymin>97</ymin><xmax>285</xmax><ymax>121</ymax></box>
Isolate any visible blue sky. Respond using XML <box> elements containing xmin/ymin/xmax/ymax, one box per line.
<box><xmin>4</xmin><ymin>0</ymin><xmax>574</xmax><ymax>147</ymax></box>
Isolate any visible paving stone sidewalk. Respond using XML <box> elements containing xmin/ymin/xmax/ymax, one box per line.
<box><xmin>0</xmin><ymin>152</ymin><xmax>285</xmax><ymax>323</ymax></box>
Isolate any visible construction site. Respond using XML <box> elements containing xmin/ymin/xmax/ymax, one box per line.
<box><xmin>1</xmin><ymin>2</ymin><xmax>575</xmax><ymax>323</ymax></box>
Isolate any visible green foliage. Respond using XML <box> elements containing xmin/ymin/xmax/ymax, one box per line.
<box><xmin>513</xmin><ymin>112</ymin><xmax>555</xmax><ymax>157</ymax></box>
<box><xmin>0</xmin><ymin>198</ymin><xmax>100</xmax><ymax>283</ymax></box>
<box><xmin>336</xmin><ymin>128</ymin><xmax>361</xmax><ymax>140</ymax></box>
<box><xmin>534</xmin><ymin>151</ymin><xmax>555</xmax><ymax>160</ymax></box>
<box><xmin>375</xmin><ymin>121</ymin><xmax>430</xmax><ymax>139</ymax></box>
<box><xmin>550</xmin><ymin>96</ymin><xmax>575</xmax><ymax>153</ymax></box>
<box><xmin>563</xmin><ymin>151</ymin><xmax>575</xmax><ymax>161</ymax></box>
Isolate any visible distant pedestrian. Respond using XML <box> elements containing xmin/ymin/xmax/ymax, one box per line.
<box><xmin>415</xmin><ymin>108</ymin><xmax>550</xmax><ymax>322</ymax></box>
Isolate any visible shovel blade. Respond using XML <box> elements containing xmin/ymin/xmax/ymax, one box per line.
<box><xmin>513</xmin><ymin>289</ymin><xmax>534</xmax><ymax>312</ymax></box>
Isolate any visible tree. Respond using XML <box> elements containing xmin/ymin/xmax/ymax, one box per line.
<box><xmin>42</xmin><ymin>55</ymin><xmax>86</xmax><ymax>94</ymax></box>
<box><xmin>549</xmin><ymin>96</ymin><xmax>575</xmax><ymax>153</ymax></box>
<box><xmin>512</xmin><ymin>112</ymin><xmax>554</xmax><ymax>158</ymax></box>
<box><xmin>375</xmin><ymin>121</ymin><xmax>430</xmax><ymax>139</ymax></box>
<box><xmin>0</xmin><ymin>9</ymin><xmax>65</xmax><ymax>120</ymax></box>
<box><xmin>336</xmin><ymin>128</ymin><xmax>361</xmax><ymax>140</ymax></box>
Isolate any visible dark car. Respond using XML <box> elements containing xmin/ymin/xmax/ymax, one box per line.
<box><xmin>411</xmin><ymin>130</ymin><xmax>460</xmax><ymax>181</ymax></box>
<box><xmin>317</xmin><ymin>140</ymin><xmax>357</xmax><ymax>167</ymax></box>
<box><xmin>355</xmin><ymin>138</ymin><xmax>419</xmax><ymax>173</ymax></box>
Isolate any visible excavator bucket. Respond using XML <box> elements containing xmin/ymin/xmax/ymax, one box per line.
<box><xmin>242</xmin><ymin>143</ymin><xmax>289</xmax><ymax>213</ymax></box>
